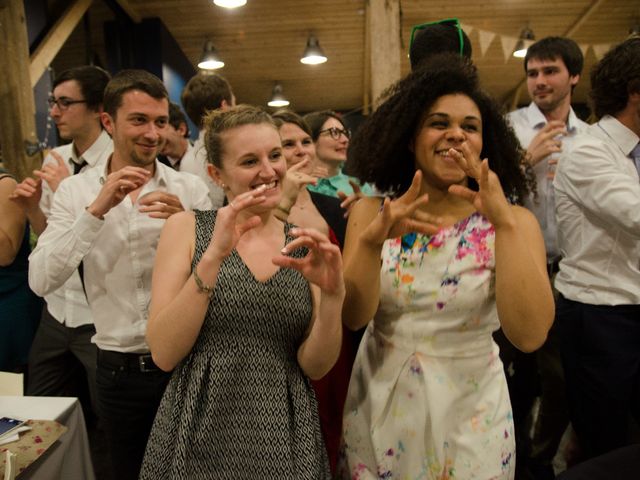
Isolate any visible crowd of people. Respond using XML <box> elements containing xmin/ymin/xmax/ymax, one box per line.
<box><xmin>1</xmin><ymin>18</ymin><xmax>639</xmax><ymax>480</ymax></box>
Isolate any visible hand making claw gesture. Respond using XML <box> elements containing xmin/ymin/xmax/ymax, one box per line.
<box><xmin>273</xmin><ymin>227</ymin><xmax>344</xmax><ymax>297</ymax></box>
<box><xmin>204</xmin><ymin>186</ymin><xmax>267</xmax><ymax>261</ymax></box>
<box><xmin>446</xmin><ymin>144</ymin><xmax>516</xmax><ymax>229</ymax></box>
<box><xmin>360</xmin><ymin>171</ymin><xmax>441</xmax><ymax>247</ymax></box>
<box><xmin>279</xmin><ymin>159</ymin><xmax>318</xmax><ymax>208</ymax></box>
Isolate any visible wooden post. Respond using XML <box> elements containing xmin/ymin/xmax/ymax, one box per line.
<box><xmin>367</xmin><ymin>0</ymin><xmax>402</xmax><ymax>110</ymax></box>
<box><xmin>0</xmin><ymin>0</ymin><xmax>42</xmax><ymax>180</ymax></box>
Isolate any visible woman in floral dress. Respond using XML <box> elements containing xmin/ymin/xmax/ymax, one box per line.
<box><xmin>339</xmin><ymin>56</ymin><xmax>554</xmax><ymax>479</ymax></box>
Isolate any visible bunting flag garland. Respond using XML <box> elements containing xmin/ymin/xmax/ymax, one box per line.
<box><xmin>454</xmin><ymin>23</ymin><xmax>618</xmax><ymax>62</ymax></box>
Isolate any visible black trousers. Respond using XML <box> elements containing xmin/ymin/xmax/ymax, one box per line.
<box><xmin>557</xmin><ymin>295</ymin><xmax>640</xmax><ymax>460</ymax></box>
<box><xmin>96</xmin><ymin>349</ymin><xmax>171</xmax><ymax>480</ymax></box>
<box><xmin>27</xmin><ymin>306</ymin><xmax>98</xmax><ymax>412</ymax></box>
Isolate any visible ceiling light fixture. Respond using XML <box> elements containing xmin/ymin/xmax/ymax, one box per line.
<box><xmin>300</xmin><ymin>34</ymin><xmax>327</xmax><ymax>65</ymax></box>
<box><xmin>267</xmin><ymin>83</ymin><xmax>290</xmax><ymax>108</ymax></box>
<box><xmin>213</xmin><ymin>0</ymin><xmax>247</xmax><ymax>8</ymax></box>
<box><xmin>198</xmin><ymin>40</ymin><xmax>225</xmax><ymax>70</ymax></box>
<box><xmin>513</xmin><ymin>27</ymin><xmax>535</xmax><ymax>58</ymax></box>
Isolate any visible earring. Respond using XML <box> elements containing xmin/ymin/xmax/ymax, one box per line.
<box><xmin>220</xmin><ymin>182</ymin><xmax>227</xmax><ymax>190</ymax></box>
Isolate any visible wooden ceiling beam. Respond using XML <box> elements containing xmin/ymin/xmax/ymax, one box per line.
<box><xmin>113</xmin><ymin>0</ymin><xmax>142</xmax><ymax>23</ymax></box>
<box><xmin>29</xmin><ymin>0</ymin><xmax>93</xmax><ymax>87</ymax></box>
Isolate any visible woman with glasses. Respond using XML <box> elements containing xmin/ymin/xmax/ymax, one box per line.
<box><xmin>338</xmin><ymin>56</ymin><xmax>552</xmax><ymax>479</ymax></box>
<box><xmin>304</xmin><ymin>111</ymin><xmax>375</xmax><ymax>205</ymax></box>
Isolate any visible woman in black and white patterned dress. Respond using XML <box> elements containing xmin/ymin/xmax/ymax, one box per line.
<box><xmin>140</xmin><ymin>105</ymin><xmax>344</xmax><ymax>479</ymax></box>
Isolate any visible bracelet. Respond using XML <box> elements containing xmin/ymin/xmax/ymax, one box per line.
<box><xmin>273</xmin><ymin>204</ymin><xmax>291</xmax><ymax>221</ymax></box>
<box><xmin>192</xmin><ymin>266</ymin><xmax>214</xmax><ymax>299</ymax></box>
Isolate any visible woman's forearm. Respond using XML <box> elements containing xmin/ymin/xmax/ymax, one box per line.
<box><xmin>297</xmin><ymin>288</ymin><xmax>344</xmax><ymax>380</ymax></box>
<box><xmin>494</xmin><ymin>211</ymin><xmax>554</xmax><ymax>352</ymax></box>
<box><xmin>147</xmin><ymin>255</ymin><xmax>222</xmax><ymax>371</ymax></box>
<box><xmin>342</xmin><ymin>239</ymin><xmax>382</xmax><ymax>330</ymax></box>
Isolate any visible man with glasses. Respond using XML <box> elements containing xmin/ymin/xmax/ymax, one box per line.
<box><xmin>11</xmin><ymin>66</ymin><xmax>112</xmax><ymax>419</ymax></box>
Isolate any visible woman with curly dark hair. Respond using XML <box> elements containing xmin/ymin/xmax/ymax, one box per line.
<box><xmin>338</xmin><ymin>55</ymin><xmax>553</xmax><ymax>479</ymax></box>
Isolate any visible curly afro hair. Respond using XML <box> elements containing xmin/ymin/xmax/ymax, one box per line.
<box><xmin>346</xmin><ymin>53</ymin><xmax>531</xmax><ymax>203</ymax></box>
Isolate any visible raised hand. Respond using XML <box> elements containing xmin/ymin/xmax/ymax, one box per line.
<box><xmin>337</xmin><ymin>180</ymin><xmax>364</xmax><ymax>218</ymax></box>
<box><xmin>360</xmin><ymin>171</ymin><xmax>440</xmax><ymax>247</ymax></box>
<box><xmin>447</xmin><ymin>145</ymin><xmax>515</xmax><ymax>229</ymax></box>
<box><xmin>9</xmin><ymin>176</ymin><xmax>42</xmax><ymax>215</ymax></box>
<box><xmin>34</xmin><ymin>151</ymin><xmax>70</xmax><ymax>192</ymax></box>
<box><xmin>526</xmin><ymin>120</ymin><xmax>567</xmax><ymax>167</ymax></box>
<box><xmin>273</xmin><ymin>227</ymin><xmax>344</xmax><ymax>296</ymax></box>
<box><xmin>280</xmin><ymin>159</ymin><xmax>318</xmax><ymax>207</ymax></box>
<box><xmin>204</xmin><ymin>186</ymin><xmax>267</xmax><ymax>261</ymax></box>
<box><xmin>138</xmin><ymin>191</ymin><xmax>184</xmax><ymax>219</ymax></box>
<box><xmin>86</xmin><ymin>166</ymin><xmax>150</xmax><ymax>219</ymax></box>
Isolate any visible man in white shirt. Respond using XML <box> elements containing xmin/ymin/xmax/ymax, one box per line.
<box><xmin>156</xmin><ymin>102</ymin><xmax>192</xmax><ymax>170</ymax></box>
<box><xmin>554</xmin><ymin>36</ymin><xmax>640</xmax><ymax>461</ymax></box>
<box><xmin>10</xmin><ymin>66</ymin><xmax>111</xmax><ymax>414</ymax></box>
<box><xmin>180</xmin><ymin>72</ymin><xmax>235</xmax><ymax>208</ymax></box>
<box><xmin>29</xmin><ymin>69</ymin><xmax>211</xmax><ymax>480</ymax></box>
<box><xmin>506</xmin><ymin>37</ymin><xmax>589</xmax><ymax>477</ymax></box>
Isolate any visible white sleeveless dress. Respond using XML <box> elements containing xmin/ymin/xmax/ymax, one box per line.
<box><xmin>340</xmin><ymin>213</ymin><xmax>515</xmax><ymax>479</ymax></box>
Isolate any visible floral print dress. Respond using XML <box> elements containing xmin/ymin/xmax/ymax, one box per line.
<box><xmin>340</xmin><ymin>213</ymin><xmax>515</xmax><ymax>479</ymax></box>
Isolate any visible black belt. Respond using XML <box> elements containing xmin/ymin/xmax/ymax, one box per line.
<box><xmin>98</xmin><ymin>349</ymin><xmax>161</xmax><ymax>373</ymax></box>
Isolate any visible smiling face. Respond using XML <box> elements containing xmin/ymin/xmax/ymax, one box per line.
<box><xmin>102</xmin><ymin>90</ymin><xmax>169</xmax><ymax>168</ymax></box>
<box><xmin>413</xmin><ymin>93</ymin><xmax>483</xmax><ymax>190</ymax></box>
<box><xmin>279</xmin><ymin>122</ymin><xmax>316</xmax><ymax>171</ymax></box>
<box><xmin>50</xmin><ymin>80</ymin><xmax>102</xmax><ymax>142</ymax></box>
<box><xmin>526</xmin><ymin>56</ymin><xmax>579</xmax><ymax>115</ymax></box>
<box><xmin>212</xmin><ymin>123</ymin><xmax>286</xmax><ymax>210</ymax></box>
<box><xmin>314</xmin><ymin>117</ymin><xmax>349</xmax><ymax>166</ymax></box>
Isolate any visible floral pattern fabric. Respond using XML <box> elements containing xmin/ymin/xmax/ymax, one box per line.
<box><xmin>340</xmin><ymin>212</ymin><xmax>515</xmax><ymax>479</ymax></box>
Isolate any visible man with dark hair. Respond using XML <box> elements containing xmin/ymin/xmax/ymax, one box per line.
<box><xmin>28</xmin><ymin>69</ymin><xmax>211</xmax><ymax>479</ymax></box>
<box><xmin>554</xmin><ymin>35</ymin><xmax>640</xmax><ymax>461</ymax></box>
<box><xmin>10</xmin><ymin>65</ymin><xmax>111</xmax><ymax>416</ymax></box>
<box><xmin>157</xmin><ymin>102</ymin><xmax>192</xmax><ymax>170</ymax></box>
<box><xmin>180</xmin><ymin>72</ymin><xmax>235</xmax><ymax>207</ymax></box>
<box><xmin>506</xmin><ymin>36</ymin><xmax>588</xmax><ymax>478</ymax></box>
<box><xmin>409</xmin><ymin>19</ymin><xmax>473</xmax><ymax>70</ymax></box>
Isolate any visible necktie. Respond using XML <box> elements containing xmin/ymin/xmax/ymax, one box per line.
<box><xmin>631</xmin><ymin>143</ymin><xmax>640</xmax><ymax>175</ymax></box>
<box><xmin>72</xmin><ymin>159</ymin><xmax>88</xmax><ymax>175</ymax></box>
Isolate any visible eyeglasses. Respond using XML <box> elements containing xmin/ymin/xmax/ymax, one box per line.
<box><xmin>47</xmin><ymin>96</ymin><xmax>87</xmax><ymax>111</ymax></box>
<box><xmin>318</xmin><ymin>127</ymin><xmax>351</xmax><ymax>140</ymax></box>
<box><xmin>409</xmin><ymin>18</ymin><xmax>464</xmax><ymax>57</ymax></box>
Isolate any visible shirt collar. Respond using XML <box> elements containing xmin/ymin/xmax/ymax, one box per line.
<box><xmin>71</xmin><ymin>130</ymin><xmax>112</xmax><ymax>166</ymax></box>
<box><xmin>526</xmin><ymin>102</ymin><xmax>579</xmax><ymax>133</ymax></box>
<box><xmin>598</xmin><ymin>115</ymin><xmax>640</xmax><ymax>157</ymax></box>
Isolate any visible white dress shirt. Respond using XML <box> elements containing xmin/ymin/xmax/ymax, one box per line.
<box><xmin>506</xmin><ymin>102</ymin><xmax>589</xmax><ymax>259</ymax></box>
<box><xmin>29</xmin><ymin>160</ymin><xmax>212</xmax><ymax>352</ymax></box>
<box><xmin>180</xmin><ymin>129</ymin><xmax>225</xmax><ymax>208</ymax></box>
<box><xmin>554</xmin><ymin>115</ymin><xmax>640</xmax><ymax>305</ymax></box>
<box><xmin>39</xmin><ymin>130</ymin><xmax>113</xmax><ymax>327</ymax></box>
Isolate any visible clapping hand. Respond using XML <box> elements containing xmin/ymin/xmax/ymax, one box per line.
<box><xmin>526</xmin><ymin>120</ymin><xmax>567</xmax><ymax>167</ymax></box>
<box><xmin>361</xmin><ymin>171</ymin><xmax>441</xmax><ymax>247</ymax></box>
<box><xmin>205</xmin><ymin>186</ymin><xmax>267</xmax><ymax>261</ymax></box>
<box><xmin>273</xmin><ymin>227</ymin><xmax>344</xmax><ymax>296</ymax></box>
<box><xmin>139</xmin><ymin>191</ymin><xmax>184</xmax><ymax>219</ymax></box>
<box><xmin>337</xmin><ymin>180</ymin><xmax>364</xmax><ymax>218</ymax></box>
<box><xmin>447</xmin><ymin>144</ymin><xmax>515</xmax><ymax>229</ymax></box>
<box><xmin>33</xmin><ymin>151</ymin><xmax>70</xmax><ymax>192</ymax></box>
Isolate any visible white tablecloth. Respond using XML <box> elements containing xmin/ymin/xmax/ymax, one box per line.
<box><xmin>0</xmin><ymin>396</ymin><xmax>95</xmax><ymax>479</ymax></box>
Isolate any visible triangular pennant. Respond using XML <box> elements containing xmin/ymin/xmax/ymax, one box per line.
<box><xmin>500</xmin><ymin>35</ymin><xmax>519</xmax><ymax>62</ymax></box>
<box><xmin>592</xmin><ymin>43</ymin><xmax>611</xmax><ymax>60</ymax></box>
<box><xmin>477</xmin><ymin>29</ymin><xmax>496</xmax><ymax>57</ymax></box>
<box><xmin>460</xmin><ymin>23</ymin><xmax>474</xmax><ymax>36</ymax></box>
<box><xmin>578</xmin><ymin>43</ymin><xmax>589</xmax><ymax>58</ymax></box>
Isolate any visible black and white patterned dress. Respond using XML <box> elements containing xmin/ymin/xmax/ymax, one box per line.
<box><xmin>140</xmin><ymin>210</ymin><xmax>330</xmax><ymax>479</ymax></box>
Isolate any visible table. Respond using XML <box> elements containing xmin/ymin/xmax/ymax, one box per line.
<box><xmin>0</xmin><ymin>396</ymin><xmax>95</xmax><ymax>479</ymax></box>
